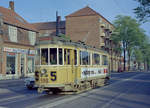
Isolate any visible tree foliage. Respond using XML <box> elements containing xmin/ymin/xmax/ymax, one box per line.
<box><xmin>111</xmin><ymin>15</ymin><xmax>149</xmax><ymax>71</ymax></box>
<box><xmin>134</xmin><ymin>0</ymin><xmax>150</xmax><ymax>22</ymax></box>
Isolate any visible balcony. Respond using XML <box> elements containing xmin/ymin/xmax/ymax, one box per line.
<box><xmin>100</xmin><ymin>23</ymin><xmax>105</xmax><ymax>28</ymax></box>
<box><xmin>105</xmin><ymin>35</ymin><xmax>109</xmax><ymax>39</ymax></box>
<box><xmin>100</xmin><ymin>42</ymin><xmax>105</xmax><ymax>47</ymax></box>
<box><xmin>100</xmin><ymin>32</ymin><xmax>105</xmax><ymax>37</ymax></box>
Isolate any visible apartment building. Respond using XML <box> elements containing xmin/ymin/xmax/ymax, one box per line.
<box><xmin>66</xmin><ymin>6</ymin><xmax>121</xmax><ymax>72</ymax></box>
<box><xmin>0</xmin><ymin>1</ymin><xmax>38</xmax><ymax>79</ymax></box>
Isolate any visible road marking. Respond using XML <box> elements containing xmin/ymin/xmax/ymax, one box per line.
<box><xmin>0</xmin><ymin>94</ymin><xmax>44</xmax><ymax>106</ymax></box>
<box><xmin>0</xmin><ymin>106</ymin><xmax>7</xmax><ymax>108</ymax></box>
<box><xmin>0</xmin><ymin>88</ymin><xmax>12</xmax><ymax>94</ymax></box>
<box><xmin>0</xmin><ymin>95</ymin><xmax>25</xmax><ymax>103</ymax></box>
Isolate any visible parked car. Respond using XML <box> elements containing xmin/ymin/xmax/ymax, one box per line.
<box><xmin>24</xmin><ymin>77</ymin><xmax>37</xmax><ymax>89</ymax></box>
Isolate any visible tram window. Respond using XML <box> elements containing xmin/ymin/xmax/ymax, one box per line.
<box><xmin>92</xmin><ymin>53</ymin><xmax>100</xmax><ymax>65</ymax></box>
<box><xmin>80</xmin><ymin>51</ymin><xmax>90</xmax><ymax>65</ymax></box>
<box><xmin>59</xmin><ymin>48</ymin><xmax>63</xmax><ymax>65</ymax></box>
<box><xmin>64</xmin><ymin>49</ymin><xmax>70</xmax><ymax>65</ymax></box>
<box><xmin>80</xmin><ymin>51</ymin><xmax>82</xmax><ymax>65</ymax></box>
<box><xmin>64</xmin><ymin>49</ymin><xmax>67</xmax><ymax>65</ymax></box>
<box><xmin>74</xmin><ymin>50</ymin><xmax>77</xmax><ymax>65</ymax></box>
<box><xmin>67</xmin><ymin>49</ymin><xmax>70</xmax><ymax>65</ymax></box>
<box><xmin>35</xmin><ymin>49</ymin><xmax>40</xmax><ymax>65</ymax></box>
<box><xmin>50</xmin><ymin>48</ymin><xmax>57</xmax><ymax>65</ymax></box>
<box><xmin>102</xmin><ymin>55</ymin><xmax>108</xmax><ymax>65</ymax></box>
<box><xmin>41</xmin><ymin>48</ymin><xmax>48</xmax><ymax>65</ymax></box>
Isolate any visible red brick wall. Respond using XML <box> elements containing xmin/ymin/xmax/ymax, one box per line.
<box><xmin>66</xmin><ymin>15</ymin><xmax>101</xmax><ymax>48</ymax></box>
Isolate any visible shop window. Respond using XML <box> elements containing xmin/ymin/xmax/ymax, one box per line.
<box><xmin>102</xmin><ymin>55</ymin><xmax>108</xmax><ymax>65</ymax></box>
<box><xmin>92</xmin><ymin>53</ymin><xmax>100</xmax><ymax>65</ymax></box>
<box><xmin>50</xmin><ymin>48</ymin><xmax>57</xmax><ymax>65</ymax></box>
<box><xmin>27</xmin><ymin>56</ymin><xmax>34</xmax><ymax>73</ymax></box>
<box><xmin>6</xmin><ymin>53</ymin><xmax>16</xmax><ymax>74</ymax></box>
<box><xmin>41</xmin><ymin>48</ymin><xmax>48</xmax><ymax>65</ymax></box>
<box><xmin>59</xmin><ymin>48</ymin><xmax>63</xmax><ymax>65</ymax></box>
<box><xmin>80</xmin><ymin>51</ymin><xmax>90</xmax><ymax>65</ymax></box>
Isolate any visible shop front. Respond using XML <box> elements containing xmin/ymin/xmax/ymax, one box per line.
<box><xmin>0</xmin><ymin>47</ymin><xmax>35</xmax><ymax>79</ymax></box>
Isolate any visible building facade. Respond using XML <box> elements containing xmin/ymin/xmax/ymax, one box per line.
<box><xmin>0</xmin><ymin>2</ymin><xmax>38</xmax><ymax>80</ymax></box>
<box><xmin>66</xmin><ymin>6</ymin><xmax>122</xmax><ymax>72</ymax></box>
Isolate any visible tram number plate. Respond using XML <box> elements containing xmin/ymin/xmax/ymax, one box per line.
<box><xmin>51</xmin><ymin>71</ymin><xmax>57</xmax><ymax>81</ymax></box>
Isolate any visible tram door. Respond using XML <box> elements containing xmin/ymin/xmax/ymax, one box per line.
<box><xmin>70</xmin><ymin>49</ymin><xmax>78</xmax><ymax>83</ymax></box>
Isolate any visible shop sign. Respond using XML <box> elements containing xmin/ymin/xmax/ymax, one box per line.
<box><xmin>3</xmin><ymin>47</ymin><xmax>13</xmax><ymax>52</ymax></box>
<box><xmin>3</xmin><ymin>47</ymin><xmax>35</xmax><ymax>54</ymax></box>
<box><xmin>29</xmin><ymin>50</ymin><xmax>35</xmax><ymax>55</ymax></box>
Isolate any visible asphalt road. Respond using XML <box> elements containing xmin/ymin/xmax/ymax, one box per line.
<box><xmin>0</xmin><ymin>72</ymin><xmax>150</xmax><ymax>108</ymax></box>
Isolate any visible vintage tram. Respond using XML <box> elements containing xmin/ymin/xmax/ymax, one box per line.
<box><xmin>35</xmin><ymin>39</ymin><xmax>110</xmax><ymax>94</ymax></box>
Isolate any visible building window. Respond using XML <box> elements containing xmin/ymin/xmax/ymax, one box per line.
<box><xmin>99</xmin><ymin>18</ymin><xmax>102</xmax><ymax>23</ymax></box>
<box><xmin>6</xmin><ymin>53</ymin><xmax>16</xmax><ymax>75</ymax></box>
<box><xmin>8</xmin><ymin>25</ymin><xmax>17</xmax><ymax>42</ymax></box>
<box><xmin>28</xmin><ymin>31</ymin><xmax>36</xmax><ymax>45</ymax></box>
<box><xmin>92</xmin><ymin>53</ymin><xmax>100</xmax><ymax>65</ymax></box>
<box><xmin>27</xmin><ymin>56</ymin><xmax>34</xmax><ymax>73</ymax></box>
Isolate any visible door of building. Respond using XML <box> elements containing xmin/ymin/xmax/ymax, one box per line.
<box><xmin>21</xmin><ymin>55</ymin><xmax>25</xmax><ymax>78</ymax></box>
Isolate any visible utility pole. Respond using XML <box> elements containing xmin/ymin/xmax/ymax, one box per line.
<box><xmin>123</xmin><ymin>27</ymin><xmax>128</xmax><ymax>71</ymax></box>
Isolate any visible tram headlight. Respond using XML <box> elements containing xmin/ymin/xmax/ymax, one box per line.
<box><xmin>41</xmin><ymin>69</ymin><xmax>47</xmax><ymax>74</ymax></box>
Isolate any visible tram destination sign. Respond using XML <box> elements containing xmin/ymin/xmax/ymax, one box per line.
<box><xmin>81</xmin><ymin>68</ymin><xmax>106</xmax><ymax>78</ymax></box>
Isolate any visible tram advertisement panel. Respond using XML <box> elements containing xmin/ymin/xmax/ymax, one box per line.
<box><xmin>81</xmin><ymin>68</ymin><xmax>107</xmax><ymax>78</ymax></box>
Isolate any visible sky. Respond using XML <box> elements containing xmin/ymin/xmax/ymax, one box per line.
<box><xmin>0</xmin><ymin>0</ymin><xmax>150</xmax><ymax>36</ymax></box>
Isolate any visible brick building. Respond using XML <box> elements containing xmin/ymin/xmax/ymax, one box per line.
<box><xmin>0</xmin><ymin>1</ymin><xmax>38</xmax><ymax>79</ymax></box>
<box><xmin>66</xmin><ymin>6</ymin><xmax>121</xmax><ymax>72</ymax></box>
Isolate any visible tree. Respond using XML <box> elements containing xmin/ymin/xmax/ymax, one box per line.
<box><xmin>134</xmin><ymin>0</ymin><xmax>150</xmax><ymax>22</ymax></box>
<box><xmin>139</xmin><ymin>38</ymin><xmax>150</xmax><ymax>71</ymax></box>
<box><xmin>133</xmin><ymin>49</ymin><xmax>143</xmax><ymax>70</ymax></box>
<box><xmin>111</xmin><ymin>15</ymin><xmax>144</xmax><ymax>71</ymax></box>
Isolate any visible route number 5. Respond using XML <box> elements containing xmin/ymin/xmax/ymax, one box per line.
<box><xmin>51</xmin><ymin>72</ymin><xmax>56</xmax><ymax>81</ymax></box>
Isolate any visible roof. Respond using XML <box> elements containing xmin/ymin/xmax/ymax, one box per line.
<box><xmin>31</xmin><ymin>21</ymin><xmax>65</xmax><ymax>30</ymax></box>
<box><xmin>66</xmin><ymin>6</ymin><xmax>100</xmax><ymax>17</ymax></box>
<box><xmin>0</xmin><ymin>6</ymin><xmax>37</xmax><ymax>32</ymax></box>
<box><xmin>66</xmin><ymin>6</ymin><xmax>114</xmax><ymax>27</ymax></box>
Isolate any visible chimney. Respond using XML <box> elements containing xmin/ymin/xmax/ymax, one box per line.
<box><xmin>9</xmin><ymin>1</ymin><xmax>14</xmax><ymax>11</ymax></box>
<box><xmin>56</xmin><ymin>11</ymin><xmax>61</xmax><ymax>36</ymax></box>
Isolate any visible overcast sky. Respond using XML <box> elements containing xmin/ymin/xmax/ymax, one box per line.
<box><xmin>1</xmin><ymin>0</ymin><xmax>150</xmax><ymax>36</ymax></box>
